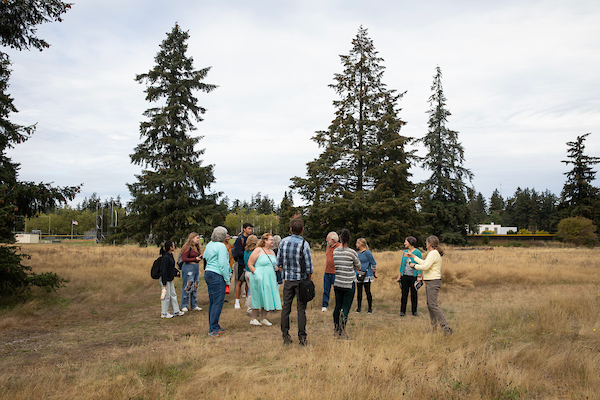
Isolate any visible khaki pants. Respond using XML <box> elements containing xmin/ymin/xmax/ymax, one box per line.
<box><xmin>424</xmin><ymin>279</ymin><xmax>451</xmax><ymax>333</ymax></box>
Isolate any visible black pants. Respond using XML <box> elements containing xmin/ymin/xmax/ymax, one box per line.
<box><xmin>333</xmin><ymin>284</ymin><xmax>355</xmax><ymax>335</ymax></box>
<box><xmin>400</xmin><ymin>275</ymin><xmax>418</xmax><ymax>314</ymax></box>
<box><xmin>356</xmin><ymin>281</ymin><xmax>372</xmax><ymax>311</ymax></box>
<box><xmin>281</xmin><ymin>280</ymin><xmax>307</xmax><ymax>341</ymax></box>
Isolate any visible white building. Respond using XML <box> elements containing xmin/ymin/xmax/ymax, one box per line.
<box><xmin>15</xmin><ymin>233</ymin><xmax>40</xmax><ymax>243</ymax></box>
<box><xmin>477</xmin><ymin>222</ymin><xmax>517</xmax><ymax>235</ymax></box>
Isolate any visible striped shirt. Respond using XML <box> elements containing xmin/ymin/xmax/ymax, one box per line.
<box><xmin>276</xmin><ymin>234</ymin><xmax>314</xmax><ymax>281</ymax></box>
<box><xmin>333</xmin><ymin>246</ymin><xmax>360</xmax><ymax>289</ymax></box>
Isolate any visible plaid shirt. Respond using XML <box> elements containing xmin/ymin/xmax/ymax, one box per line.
<box><xmin>276</xmin><ymin>234</ymin><xmax>313</xmax><ymax>281</ymax></box>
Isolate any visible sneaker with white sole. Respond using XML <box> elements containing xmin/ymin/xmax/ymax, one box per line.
<box><xmin>173</xmin><ymin>311</ymin><xmax>184</xmax><ymax>317</ymax></box>
<box><xmin>192</xmin><ymin>306</ymin><xmax>202</xmax><ymax>311</ymax></box>
<box><xmin>161</xmin><ymin>313</ymin><xmax>174</xmax><ymax>319</ymax></box>
<box><xmin>234</xmin><ymin>300</ymin><xmax>241</xmax><ymax>309</ymax></box>
<box><xmin>260</xmin><ymin>319</ymin><xmax>272</xmax><ymax>326</ymax></box>
<box><xmin>181</xmin><ymin>307</ymin><xmax>188</xmax><ymax>312</ymax></box>
<box><xmin>322</xmin><ymin>307</ymin><xmax>327</xmax><ymax>312</ymax></box>
<box><xmin>249</xmin><ymin>319</ymin><xmax>262</xmax><ymax>326</ymax></box>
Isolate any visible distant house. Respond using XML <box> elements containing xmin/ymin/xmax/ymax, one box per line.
<box><xmin>476</xmin><ymin>222</ymin><xmax>517</xmax><ymax>235</ymax></box>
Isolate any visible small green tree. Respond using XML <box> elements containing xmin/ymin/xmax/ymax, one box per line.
<box><xmin>556</xmin><ymin>216</ymin><xmax>598</xmax><ymax>247</ymax></box>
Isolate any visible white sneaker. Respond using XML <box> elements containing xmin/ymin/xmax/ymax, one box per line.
<box><xmin>161</xmin><ymin>313</ymin><xmax>174</xmax><ymax>319</ymax></box>
<box><xmin>234</xmin><ymin>300</ymin><xmax>241</xmax><ymax>309</ymax></box>
<box><xmin>322</xmin><ymin>307</ymin><xmax>327</xmax><ymax>312</ymax></box>
<box><xmin>249</xmin><ymin>319</ymin><xmax>262</xmax><ymax>326</ymax></box>
<box><xmin>260</xmin><ymin>319</ymin><xmax>273</xmax><ymax>326</ymax></box>
<box><xmin>192</xmin><ymin>306</ymin><xmax>202</xmax><ymax>311</ymax></box>
<box><xmin>173</xmin><ymin>311</ymin><xmax>184</xmax><ymax>317</ymax></box>
<box><xmin>181</xmin><ymin>307</ymin><xmax>188</xmax><ymax>312</ymax></box>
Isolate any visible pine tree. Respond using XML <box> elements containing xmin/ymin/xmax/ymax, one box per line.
<box><xmin>277</xmin><ymin>191</ymin><xmax>297</xmax><ymax>236</ymax></box>
<box><xmin>468</xmin><ymin>192</ymin><xmax>487</xmax><ymax>225</ymax></box>
<box><xmin>418</xmin><ymin>66</ymin><xmax>473</xmax><ymax>244</ymax></box>
<box><xmin>291</xmin><ymin>27</ymin><xmax>418</xmax><ymax>247</ymax></box>
<box><xmin>126</xmin><ymin>25</ymin><xmax>226</xmax><ymax>245</ymax></box>
<box><xmin>560</xmin><ymin>133</ymin><xmax>599</xmax><ymax>222</ymax></box>
<box><xmin>1</xmin><ymin>1</ymin><xmax>76</xmax><ymax>297</ymax></box>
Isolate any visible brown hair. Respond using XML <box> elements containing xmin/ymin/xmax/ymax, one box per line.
<box><xmin>426</xmin><ymin>235</ymin><xmax>444</xmax><ymax>256</ymax></box>
<box><xmin>245</xmin><ymin>235</ymin><xmax>258</xmax><ymax>252</ymax></box>
<box><xmin>405</xmin><ymin>236</ymin><xmax>417</xmax><ymax>247</ymax></box>
<box><xmin>257</xmin><ymin>233</ymin><xmax>273</xmax><ymax>248</ymax></box>
<box><xmin>290</xmin><ymin>218</ymin><xmax>304</xmax><ymax>235</ymax></box>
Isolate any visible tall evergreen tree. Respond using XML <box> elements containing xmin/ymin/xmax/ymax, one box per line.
<box><xmin>468</xmin><ymin>192</ymin><xmax>487</xmax><ymax>225</ymax></box>
<box><xmin>1</xmin><ymin>1</ymin><xmax>76</xmax><ymax>297</ymax></box>
<box><xmin>126</xmin><ymin>25</ymin><xmax>225</xmax><ymax>245</ymax></box>
<box><xmin>560</xmin><ymin>133</ymin><xmax>599</xmax><ymax>222</ymax></box>
<box><xmin>418</xmin><ymin>66</ymin><xmax>473</xmax><ymax>244</ymax></box>
<box><xmin>277</xmin><ymin>191</ymin><xmax>297</xmax><ymax>235</ymax></box>
<box><xmin>291</xmin><ymin>27</ymin><xmax>419</xmax><ymax>247</ymax></box>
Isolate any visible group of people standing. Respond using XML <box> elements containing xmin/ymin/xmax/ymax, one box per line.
<box><xmin>158</xmin><ymin>217</ymin><xmax>453</xmax><ymax>342</ymax></box>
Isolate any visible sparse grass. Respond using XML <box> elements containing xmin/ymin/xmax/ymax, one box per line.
<box><xmin>0</xmin><ymin>244</ymin><xmax>599</xmax><ymax>399</ymax></box>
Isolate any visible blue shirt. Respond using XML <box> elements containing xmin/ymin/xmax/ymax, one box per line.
<box><xmin>357</xmin><ymin>249</ymin><xmax>377</xmax><ymax>278</ymax></box>
<box><xmin>276</xmin><ymin>234</ymin><xmax>313</xmax><ymax>281</ymax></box>
<box><xmin>204</xmin><ymin>241</ymin><xmax>231</xmax><ymax>285</ymax></box>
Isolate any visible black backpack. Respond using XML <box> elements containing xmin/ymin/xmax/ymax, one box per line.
<box><xmin>151</xmin><ymin>256</ymin><xmax>162</xmax><ymax>279</ymax></box>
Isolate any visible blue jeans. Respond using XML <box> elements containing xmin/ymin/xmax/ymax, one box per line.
<box><xmin>322</xmin><ymin>272</ymin><xmax>335</xmax><ymax>308</ymax></box>
<box><xmin>204</xmin><ymin>270</ymin><xmax>226</xmax><ymax>333</ymax></box>
<box><xmin>180</xmin><ymin>263</ymin><xmax>199</xmax><ymax>309</ymax></box>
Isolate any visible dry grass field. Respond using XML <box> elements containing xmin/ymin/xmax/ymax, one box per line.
<box><xmin>1</xmin><ymin>242</ymin><xmax>599</xmax><ymax>399</ymax></box>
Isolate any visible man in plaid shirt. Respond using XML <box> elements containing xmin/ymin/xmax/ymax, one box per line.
<box><xmin>277</xmin><ymin>218</ymin><xmax>313</xmax><ymax>346</ymax></box>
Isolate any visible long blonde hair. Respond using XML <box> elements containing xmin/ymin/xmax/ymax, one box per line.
<box><xmin>245</xmin><ymin>235</ymin><xmax>258</xmax><ymax>252</ymax></box>
<box><xmin>356</xmin><ymin>238</ymin><xmax>369</xmax><ymax>250</ymax></box>
<box><xmin>182</xmin><ymin>232</ymin><xmax>201</xmax><ymax>254</ymax></box>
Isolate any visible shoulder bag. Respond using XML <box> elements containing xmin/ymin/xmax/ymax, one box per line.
<box><xmin>297</xmin><ymin>239</ymin><xmax>315</xmax><ymax>302</ymax></box>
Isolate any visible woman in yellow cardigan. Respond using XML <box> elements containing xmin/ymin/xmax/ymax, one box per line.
<box><xmin>406</xmin><ymin>235</ymin><xmax>453</xmax><ymax>335</ymax></box>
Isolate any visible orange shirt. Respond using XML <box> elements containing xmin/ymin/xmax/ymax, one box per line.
<box><xmin>324</xmin><ymin>242</ymin><xmax>341</xmax><ymax>274</ymax></box>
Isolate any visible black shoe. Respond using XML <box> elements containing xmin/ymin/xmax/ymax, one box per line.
<box><xmin>400</xmin><ymin>312</ymin><xmax>406</xmax><ymax>317</ymax></box>
<box><xmin>283</xmin><ymin>336</ymin><xmax>293</xmax><ymax>345</ymax></box>
<box><xmin>412</xmin><ymin>312</ymin><xmax>419</xmax><ymax>316</ymax></box>
<box><xmin>355</xmin><ymin>309</ymin><xmax>361</xmax><ymax>314</ymax></box>
<box><xmin>299</xmin><ymin>339</ymin><xmax>307</xmax><ymax>346</ymax></box>
<box><xmin>367</xmin><ymin>309</ymin><xmax>373</xmax><ymax>314</ymax></box>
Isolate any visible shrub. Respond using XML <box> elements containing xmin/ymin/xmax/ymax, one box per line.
<box><xmin>0</xmin><ymin>245</ymin><xmax>69</xmax><ymax>299</ymax></box>
<box><xmin>517</xmin><ymin>229</ymin><xmax>532</xmax><ymax>235</ymax></box>
<box><xmin>555</xmin><ymin>217</ymin><xmax>598</xmax><ymax>247</ymax></box>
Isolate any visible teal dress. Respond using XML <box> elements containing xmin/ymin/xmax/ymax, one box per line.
<box><xmin>249</xmin><ymin>253</ymin><xmax>282</xmax><ymax>311</ymax></box>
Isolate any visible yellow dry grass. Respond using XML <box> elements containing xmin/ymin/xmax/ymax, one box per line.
<box><xmin>1</xmin><ymin>243</ymin><xmax>599</xmax><ymax>399</ymax></box>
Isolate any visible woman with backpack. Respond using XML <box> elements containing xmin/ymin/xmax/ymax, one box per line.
<box><xmin>180</xmin><ymin>232</ymin><xmax>203</xmax><ymax>312</ymax></box>
<box><xmin>160</xmin><ymin>240</ymin><xmax>185</xmax><ymax>319</ymax></box>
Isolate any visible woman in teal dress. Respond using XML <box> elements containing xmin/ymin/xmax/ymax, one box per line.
<box><xmin>247</xmin><ymin>232</ymin><xmax>282</xmax><ymax>326</ymax></box>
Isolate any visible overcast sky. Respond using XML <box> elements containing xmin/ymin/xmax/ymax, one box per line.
<box><xmin>5</xmin><ymin>0</ymin><xmax>600</xmax><ymax>209</ymax></box>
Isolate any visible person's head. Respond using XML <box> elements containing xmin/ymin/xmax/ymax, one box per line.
<box><xmin>326</xmin><ymin>231</ymin><xmax>339</xmax><ymax>247</ymax></box>
<box><xmin>339</xmin><ymin>229</ymin><xmax>351</xmax><ymax>246</ymax></box>
<box><xmin>272</xmin><ymin>235</ymin><xmax>282</xmax><ymax>251</ymax></box>
<box><xmin>184</xmin><ymin>232</ymin><xmax>201</xmax><ymax>249</ymax></box>
<box><xmin>426</xmin><ymin>235</ymin><xmax>444</xmax><ymax>256</ymax></box>
<box><xmin>211</xmin><ymin>226</ymin><xmax>228</xmax><ymax>243</ymax></box>
<box><xmin>160</xmin><ymin>240</ymin><xmax>175</xmax><ymax>255</ymax></box>
<box><xmin>404</xmin><ymin>236</ymin><xmax>417</xmax><ymax>248</ymax></box>
<box><xmin>242</xmin><ymin>223</ymin><xmax>254</xmax><ymax>236</ymax></box>
<box><xmin>290</xmin><ymin>218</ymin><xmax>304</xmax><ymax>235</ymax></box>
<box><xmin>245</xmin><ymin>234</ymin><xmax>258</xmax><ymax>252</ymax></box>
<box><xmin>257</xmin><ymin>233</ymin><xmax>274</xmax><ymax>248</ymax></box>
<box><xmin>224</xmin><ymin>233</ymin><xmax>231</xmax><ymax>243</ymax></box>
<box><xmin>356</xmin><ymin>238</ymin><xmax>368</xmax><ymax>250</ymax></box>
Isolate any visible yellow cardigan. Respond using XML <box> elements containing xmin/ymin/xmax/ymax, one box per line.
<box><xmin>411</xmin><ymin>249</ymin><xmax>442</xmax><ymax>280</ymax></box>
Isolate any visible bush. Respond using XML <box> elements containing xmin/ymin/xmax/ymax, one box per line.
<box><xmin>517</xmin><ymin>229</ymin><xmax>532</xmax><ymax>235</ymax></box>
<box><xmin>0</xmin><ymin>245</ymin><xmax>69</xmax><ymax>299</ymax></box>
<box><xmin>555</xmin><ymin>217</ymin><xmax>598</xmax><ymax>247</ymax></box>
